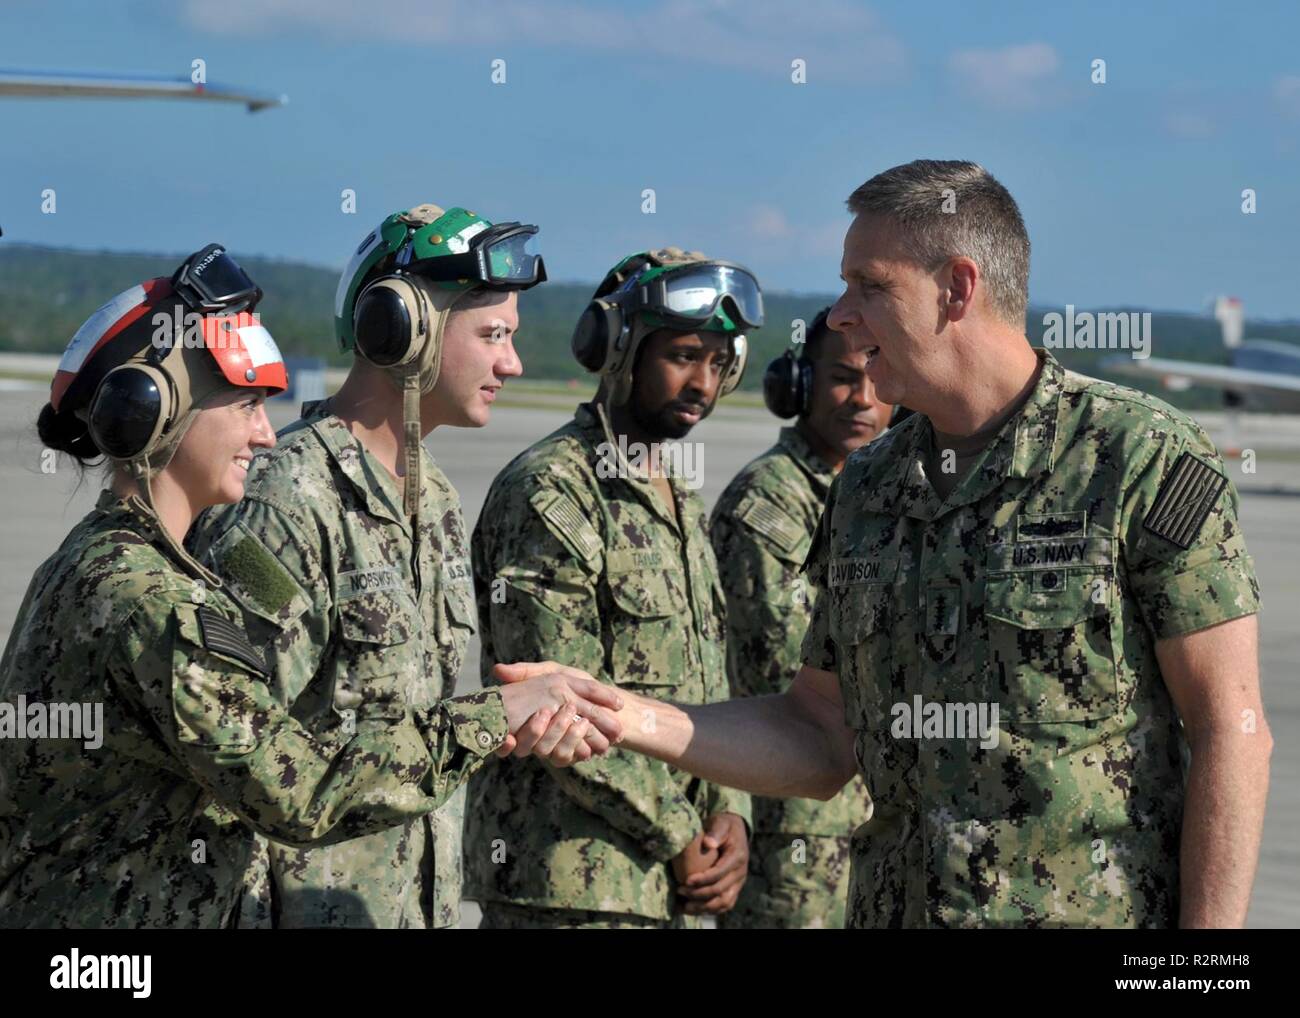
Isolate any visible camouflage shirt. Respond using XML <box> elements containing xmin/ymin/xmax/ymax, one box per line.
<box><xmin>710</xmin><ymin>425</ymin><xmax>872</xmax><ymax>837</ymax></box>
<box><xmin>191</xmin><ymin>398</ymin><xmax>486</xmax><ymax>928</ymax></box>
<box><xmin>0</xmin><ymin>491</ymin><xmax>505</xmax><ymax>929</ymax></box>
<box><xmin>465</xmin><ymin>402</ymin><xmax>751</xmax><ymax>919</ymax></box>
<box><xmin>801</xmin><ymin>350</ymin><xmax>1260</xmax><ymax>928</ymax></box>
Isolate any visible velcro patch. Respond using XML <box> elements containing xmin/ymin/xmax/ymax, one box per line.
<box><xmin>735</xmin><ymin>494</ymin><xmax>803</xmax><ymax>555</ymax></box>
<box><xmin>1016</xmin><ymin>511</ymin><xmax>1086</xmax><ymax>540</ymax></box>
<box><xmin>196</xmin><ymin>606</ymin><xmax>268</xmax><ymax>675</ymax></box>
<box><xmin>987</xmin><ymin>535</ymin><xmax>1113</xmax><ymax>572</ymax></box>
<box><xmin>1144</xmin><ymin>452</ymin><xmax>1228</xmax><ymax>550</ymax></box>
<box><xmin>218</xmin><ymin>533</ymin><xmax>299</xmax><ymax>617</ymax></box>
<box><xmin>529</xmin><ymin>489</ymin><xmax>601</xmax><ymax>565</ymax></box>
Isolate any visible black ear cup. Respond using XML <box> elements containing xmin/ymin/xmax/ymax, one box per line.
<box><xmin>354</xmin><ymin>283</ymin><xmax>420</xmax><ymax>367</ymax></box>
<box><xmin>762</xmin><ymin>349</ymin><xmax>812</xmax><ymax>419</ymax></box>
<box><xmin>570</xmin><ymin>300</ymin><xmax>624</xmax><ymax>373</ymax></box>
<box><xmin>88</xmin><ymin>364</ymin><xmax>172</xmax><ymax>460</ymax></box>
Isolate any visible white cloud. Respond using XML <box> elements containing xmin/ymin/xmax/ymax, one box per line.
<box><xmin>1163</xmin><ymin>112</ymin><xmax>1215</xmax><ymax>139</ymax></box>
<box><xmin>182</xmin><ymin>0</ymin><xmax>906</xmax><ymax>82</ymax></box>
<box><xmin>948</xmin><ymin>42</ymin><xmax>1060</xmax><ymax>111</ymax></box>
<box><xmin>1275</xmin><ymin>74</ymin><xmax>1300</xmax><ymax>119</ymax></box>
<box><xmin>743</xmin><ymin>204</ymin><xmax>844</xmax><ymax>258</ymax></box>
<box><xmin>748</xmin><ymin>205</ymin><xmax>792</xmax><ymax>240</ymax></box>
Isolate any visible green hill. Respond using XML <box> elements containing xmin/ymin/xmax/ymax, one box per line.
<box><xmin>4</xmin><ymin>243</ymin><xmax>1298</xmax><ymax>410</ymax></box>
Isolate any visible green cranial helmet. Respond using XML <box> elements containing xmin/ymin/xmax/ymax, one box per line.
<box><xmin>333</xmin><ymin>203</ymin><xmax>546</xmax><ymax>351</ymax></box>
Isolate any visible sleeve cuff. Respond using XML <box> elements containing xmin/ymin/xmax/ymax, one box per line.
<box><xmin>444</xmin><ymin>688</ymin><xmax>510</xmax><ymax>757</ymax></box>
<box><xmin>644</xmin><ymin>809</ymin><xmax>704</xmax><ymax>863</ymax></box>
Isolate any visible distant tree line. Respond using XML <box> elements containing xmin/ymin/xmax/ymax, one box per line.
<box><xmin>5</xmin><ymin>243</ymin><xmax>1298</xmax><ymax>411</ymax></box>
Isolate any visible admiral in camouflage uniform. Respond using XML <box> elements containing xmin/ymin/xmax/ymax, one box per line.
<box><xmin>801</xmin><ymin>350</ymin><xmax>1260</xmax><ymax>927</ymax></box>
<box><xmin>710</xmin><ymin>425</ymin><xmax>872</xmax><ymax>928</ymax></box>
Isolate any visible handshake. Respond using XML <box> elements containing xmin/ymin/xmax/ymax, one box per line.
<box><xmin>491</xmin><ymin>661</ymin><xmax>626</xmax><ymax>767</ymax></box>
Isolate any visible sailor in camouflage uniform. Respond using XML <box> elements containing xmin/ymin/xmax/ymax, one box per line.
<box><xmin>465</xmin><ymin>248</ymin><xmax>759</xmax><ymax>928</ymax></box>
<box><xmin>191</xmin><ymin>205</ymin><xmax>614</xmax><ymax>928</ymax></box>
<box><xmin>608</xmin><ymin>161</ymin><xmax>1272</xmax><ymax>929</ymax></box>
<box><xmin>0</xmin><ymin>256</ymin><xmax>521</xmax><ymax>928</ymax></box>
<box><xmin>710</xmin><ymin>309</ymin><xmax>890</xmax><ymax>928</ymax></box>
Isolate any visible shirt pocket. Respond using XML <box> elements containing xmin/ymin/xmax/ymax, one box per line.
<box><xmin>439</xmin><ymin>579</ymin><xmax>478</xmax><ymax>688</ymax></box>
<box><xmin>983</xmin><ymin>559</ymin><xmax>1118</xmax><ymax>723</ymax></box>
<box><xmin>830</xmin><ymin>567</ymin><xmax>898</xmax><ymax>731</ymax></box>
<box><xmin>333</xmin><ymin>590</ymin><xmax>419</xmax><ymax>724</ymax></box>
<box><xmin>606</xmin><ymin>563</ymin><xmax>688</xmax><ymax>690</ymax></box>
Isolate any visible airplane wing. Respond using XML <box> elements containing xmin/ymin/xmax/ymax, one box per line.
<box><xmin>0</xmin><ymin>70</ymin><xmax>286</xmax><ymax>112</ymax></box>
<box><xmin>1103</xmin><ymin>356</ymin><xmax>1300</xmax><ymax>395</ymax></box>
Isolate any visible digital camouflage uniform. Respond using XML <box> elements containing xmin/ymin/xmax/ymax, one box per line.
<box><xmin>801</xmin><ymin>350</ymin><xmax>1260</xmax><ymax>928</ymax></box>
<box><xmin>191</xmin><ymin>398</ymin><xmax>482</xmax><ymax>928</ymax></box>
<box><xmin>465</xmin><ymin>402</ymin><xmax>751</xmax><ymax>928</ymax></box>
<box><xmin>709</xmin><ymin>426</ymin><xmax>871</xmax><ymax>929</ymax></box>
<box><xmin>0</xmin><ymin>491</ymin><xmax>506</xmax><ymax>928</ymax></box>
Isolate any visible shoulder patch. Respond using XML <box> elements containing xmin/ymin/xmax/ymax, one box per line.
<box><xmin>529</xmin><ymin>489</ymin><xmax>602</xmax><ymax>566</ymax></box>
<box><xmin>196</xmin><ymin>606</ymin><xmax>269</xmax><ymax>675</ymax></box>
<box><xmin>1144</xmin><ymin>451</ymin><xmax>1228</xmax><ymax>549</ymax></box>
<box><xmin>217</xmin><ymin>532</ymin><xmax>300</xmax><ymax>616</ymax></box>
<box><xmin>735</xmin><ymin>494</ymin><xmax>804</xmax><ymax>555</ymax></box>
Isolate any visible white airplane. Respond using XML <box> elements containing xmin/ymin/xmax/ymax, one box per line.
<box><xmin>1104</xmin><ymin>297</ymin><xmax>1300</xmax><ymax>453</ymax></box>
<box><xmin>0</xmin><ymin>68</ymin><xmax>286</xmax><ymax>112</ymax></box>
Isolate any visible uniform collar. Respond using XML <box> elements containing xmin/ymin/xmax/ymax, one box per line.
<box><xmin>94</xmin><ymin>488</ymin><xmax>224</xmax><ymax>587</ymax></box>
<box><xmin>299</xmin><ymin>397</ymin><xmax>421</xmax><ymax>530</ymax></box>
<box><xmin>862</xmin><ymin>349</ymin><xmax>1063</xmax><ymax>521</ymax></box>
<box><xmin>573</xmin><ymin>401</ymin><xmax>695</xmax><ymax>533</ymax></box>
<box><xmin>776</xmin><ymin>425</ymin><xmax>836</xmax><ymax>496</ymax></box>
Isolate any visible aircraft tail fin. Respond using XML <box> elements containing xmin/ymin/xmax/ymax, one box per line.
<box><xmin>1214</xmin><ymin>296</ymin><xmax>1244</xmax><ymax>349</ymax></box>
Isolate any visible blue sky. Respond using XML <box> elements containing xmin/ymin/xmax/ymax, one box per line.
<box><xmin>2</xmin><ymin>0</ymin><xmax>1299</xmax><ymax>317</ymax></box>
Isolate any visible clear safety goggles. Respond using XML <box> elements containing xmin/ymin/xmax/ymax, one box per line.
<box><xmin>622</xmin><ymin>261</ymin><xmax>764</xmax><ymax>330</ymax></box>
<box><xmin>412</xmin><ymin>222</ymin><xmax>547</xmax><ymax>291</ymax></box>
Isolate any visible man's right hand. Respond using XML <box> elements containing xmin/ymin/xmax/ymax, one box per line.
<box><xmin>494</xmin><ymin>661</ymin><xmax>624</xmax><ymax>767</ymax></box>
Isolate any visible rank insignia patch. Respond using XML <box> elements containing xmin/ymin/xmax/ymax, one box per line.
<box><xmin>1144</xmin><ymin>452</ymin><xmax>1228</xmax><ymax>549</ymax></box>
<box><xmin>197</xmin><ymin>606</ymin><xmax>269</xmax><ymax>675</ymax></box>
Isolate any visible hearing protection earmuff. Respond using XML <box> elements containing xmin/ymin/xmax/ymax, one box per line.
<box><xmin>572</xmin><ymin>249</ymin><xmax>752</xmax><ymax>402</ymax></box>
<box><xmin>352</xmin><ymin>274</ymin><xmax>434</xmax><ymax>369</ymax></box>
<box><xmin>762</xmin><ymin>346</ymin><xmax>814</xmax><ymax>419</ymax></box>
<box><xmin>763</xmin><ymin>306</ymin><xmax>832</xmax><ymax>420</ymax></box>
<box><xmin>88</xmin><ymin>344</ymin><xmax>179</xmax><ymax>462</ymax></box>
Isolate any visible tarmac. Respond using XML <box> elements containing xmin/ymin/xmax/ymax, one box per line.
<box><xmin>0</xmin><ymin>381</ymin><xmax>1295</xmax><ymax>929</ymax></box>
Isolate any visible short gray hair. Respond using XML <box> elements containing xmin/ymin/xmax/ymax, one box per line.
<box><xmin>846</xmin><ymin>160</ymin><xmax>1030</xmax><ymax>326</ymax></box>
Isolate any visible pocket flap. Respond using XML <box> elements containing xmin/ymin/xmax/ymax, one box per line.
<box><xmin>337</xmin><ymin>590</ymin><xmax>415</xmax><ymax>644</ymax></box>
<box><xmin>985</xmin><ymin>570</ymin><xmax>1110</xmax><ymax>629</ymax></box>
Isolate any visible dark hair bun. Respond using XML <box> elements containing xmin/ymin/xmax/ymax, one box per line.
<box><xmin>36</xmin><ymin>402</ymin><xmax>101</xmax><ymax>463</ymax></box>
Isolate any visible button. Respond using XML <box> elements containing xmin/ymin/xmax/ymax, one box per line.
<box><xmin>476</xmin><ymin>730</ymin><xmax>493</xmax><ymax>748</ymax></box>
<box><xmin>1041</xmin><ymin>571</ymin><xmax>1058</xmax><ymax>590</ymax></box>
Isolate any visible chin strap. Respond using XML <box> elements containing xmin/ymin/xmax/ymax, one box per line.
<box><xmin>126</xmin><ymin>453</ymin><xmax>224</xmax><ymax>588</ymax></box>
<box><xmin>402</xmin><ymin>363</ymin><xmax>422</xmax><ymax>521</ymax></box>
